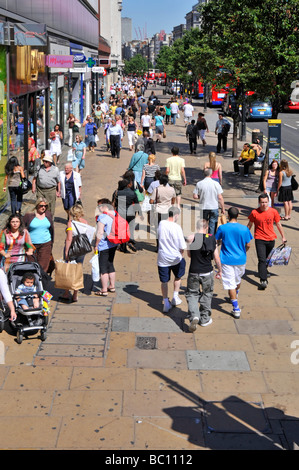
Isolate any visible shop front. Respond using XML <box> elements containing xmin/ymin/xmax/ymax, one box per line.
<box><xmin>9</xmin><ymin>23</ymin><xmax>49</xmax><ymax>175</ymax></box>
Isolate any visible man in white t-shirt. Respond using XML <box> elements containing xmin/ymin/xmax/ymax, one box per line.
<box><xmin>193</xmin><ymin>168</ymin><xmax>225</xmax><ymax>235</ymax></box>
<box><xmin>157</xmin><ymin>206</ymin><xmax>186</xmax><ymax>313</ymax></box>
<box><xmin>141</xmin><ymin>111</ymin><xmax>152</xmax><ymax>132</ymax></box>
<box><xmin>170</xmin><ymin>100</ymin><xmax>179</xmax><ymax>125</ymax></box>
<box><xmin>183</xmin><ymin>100</ymin><xmax>194</xmax><ymax>125</ymax></box>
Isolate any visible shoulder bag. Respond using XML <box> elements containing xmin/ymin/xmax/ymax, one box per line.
<box><xmin>68</xmin><ymin>222</ymin><xmax>92</xmax><ymax>261</ymax></box>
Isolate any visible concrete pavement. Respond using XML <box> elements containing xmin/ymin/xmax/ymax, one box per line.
<box><xmin>0</xmin><ymin>88</ymin><xmax>298</xmax><ymax>450</ymax></box>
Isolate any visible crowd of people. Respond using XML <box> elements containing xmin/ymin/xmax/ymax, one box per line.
<box><xmin>0</xmin><ymin>77</ymin><xmax>294</xmax><ymax>332</ymax></box>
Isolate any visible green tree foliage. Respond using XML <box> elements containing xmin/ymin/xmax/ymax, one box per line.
<box><xmin>200</xmin><ymin>0</ymin><xmax>299</xmax><ymax>117</ymax></box>
<box><xmin>123</xmin><ymin>54</ymin><xmax>150</xmax><ymax>76</ymax></box>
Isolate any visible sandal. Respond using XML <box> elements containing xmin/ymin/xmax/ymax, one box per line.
<box><xmin>94</xmin><ymin>290</ymin><xmax>108</xmax><ymax>296</ymax></box>
<box><xmin>108</xmin><ymin>288</ymin><xmax>115</xmax><ymax>293</ymax></box>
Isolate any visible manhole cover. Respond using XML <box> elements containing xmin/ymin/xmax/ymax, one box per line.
<box><xmin>136</xmin><ymin>336</ymin><xmax>157</xmax><ymax>350</ymax></box>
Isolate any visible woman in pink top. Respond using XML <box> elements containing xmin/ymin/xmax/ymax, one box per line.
<box><xmin>204</xmin><ymin>152</ymin><xmax>222</xmax><ymax>185</ymax></box>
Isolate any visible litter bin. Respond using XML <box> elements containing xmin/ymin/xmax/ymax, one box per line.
<box><xmin>252</xmin><ymin>130</ymin><xmax>263</xmax><ymax>146</ymax></box>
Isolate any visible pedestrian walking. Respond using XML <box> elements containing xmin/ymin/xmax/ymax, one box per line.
<box><xmin>193</xmin><ymin>168</ymin><xmax>225</xmax><ymax>236</ymax></box>
<box><xmin>106</xmin><ymin>119</ymin><xmax>123</xmax><ymax>159</ymax></box>
<box><xmin>186</xmin><ymin>120</ymin><xmax>198</xmax><ymax>155</ymax></box>
<box><xmin>157</xmin><ymin>206</ymin><xmax>186</xmax><ymax>313</ymax></box>
<box><xmin>185</xmin><ymin>218</ymin><xmax>221</xmax><ymax>332</ymax></box>
<box><xmin>204</xmin><ymin>152</ymin><xmax>223</xmax><ymax>185</ymax></box>
<box><xmin>165</xmin><ymin>146</ymin><xmax>186</xmax><ymax>206</ymax></box>
<box><xmin>3</xmin><ymin>156</ymin><xmax>25</xmax><ymax>215</ymax></box>
<box><xmin>247</xmin><ymin>193</ymin><xmax>287</xmax><ymax>290</ymax></box>
<box><xmin>215</xmin><ymin>207</ymin><xmax>252</xmax><ymax>318</ymax></box>
<box><xmin>215</xmin><ymin>112</ymin><xmax>230</xmax><ymax>153</ymax></box>
<box><xmin>32</xmin><ymin>153</ymin><xmax>61</xmax><ymax>216</ymax></box>
<box><xmin>277</xmin><ymin>159</ymin><xmax>293</xmax><ymax>220</ymax></box>
<box><xmin>196</xmin><ymin>113</ymin><xmax>209</xmax><ymax>147</ymax></box>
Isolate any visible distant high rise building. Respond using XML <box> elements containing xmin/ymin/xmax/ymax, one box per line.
<box><xmin>122</xmin><ymin>17</ymin><xmax>132</xmax><ymax>44</ymax></box>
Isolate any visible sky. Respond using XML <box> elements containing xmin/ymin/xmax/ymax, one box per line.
<box><xmin>121</xmin><ymin>0</ymin><xmax>196</xmax><ymax>39</ymax></box>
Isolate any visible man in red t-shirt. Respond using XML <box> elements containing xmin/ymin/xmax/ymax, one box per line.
<box><xmin>248</xmin><ymin>193</ymin><xmax>287</xmax><ymax>289</ymax></box>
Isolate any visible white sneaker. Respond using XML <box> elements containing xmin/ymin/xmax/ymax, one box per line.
<box><xmin>163</xmin><ymin>299</ymin><xmax>172</xmax><ymax>313</ymax></box>
<box><xmin>200</xmin><ymin>318</ymin><xmax>213</xmax><ymax>327</ymax></box>
<box><xmin>189</xmin><ymin>316</ymin><xmax>199</xmax><ymax>332</ymax></box>
<box><xmin>171</xmin><ymin>296</ymin><xmax>182</xmax><ymax>306</ymax></box>
<box><xmin>232</xmin><ymin>307</ymin><xmax>241</xmax><ymax>319</ymax></box>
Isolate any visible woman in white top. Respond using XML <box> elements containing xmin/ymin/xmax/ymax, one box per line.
<box><xmin>59</xmin><ymin>163</ymin><xmax>82</xmax><ymax>217</ymax></box>
<box><xmin>60</xmin><ymin>204</ymin><xmax>89</xmax><ymax>303</ymax></box>
<box><xmin>49</xmin><ymin>124</ymin><xmax>63</xmax><ymax>164</ymax></box>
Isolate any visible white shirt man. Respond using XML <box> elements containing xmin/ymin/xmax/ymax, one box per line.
<box><xmin>157</xmin><ymin>206</ymin><xmax>186</xmax><ymax>313</ymax></box>
<box><xmin>183</xmin><ymin>102</ymin><xmax>194</xmax><ymax>124</ymax></box>
<box><xmin>193</xmin><ymin>168</ymin><xmax>225</xmax><ymax>235</ymax></box>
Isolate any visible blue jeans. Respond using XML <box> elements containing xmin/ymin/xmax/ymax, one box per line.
<box><xmin>203</xmin><ymin>209</ymin><xmax>219</xmax><ymax>235</ymax></box>
<box><xmin>171</xmin><ymin>113</ymin><xmax>177</xmax><ymax>125</ymax></box>
<box><xmin>185</xmin><ymin>272</ymin><xmax>214</xmax><ymax>324</ymax></box>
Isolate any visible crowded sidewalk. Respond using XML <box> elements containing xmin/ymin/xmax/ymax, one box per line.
<box><xmin>0</xmin><ymin>85</ymin><xmax>298</xmax><ymax>450</ymax></box>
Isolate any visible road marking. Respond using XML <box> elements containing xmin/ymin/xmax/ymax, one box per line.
<box><xmin>284</xmin><ymin>123</ymin><xmax>298</xmax><ymax>130</ymax></box>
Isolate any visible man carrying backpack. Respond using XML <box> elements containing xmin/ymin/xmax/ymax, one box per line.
<box><xmin>215</xmin><ymin>112</ymin><xmax>230</xmax><ymax>153</ymax></box>
<box><xmin>186</xmin><ymin>120</ymin><xmax>199</xmax><ymax>155</ymax></box>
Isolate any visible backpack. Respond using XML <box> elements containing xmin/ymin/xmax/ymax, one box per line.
<box><xmin>222</xmin><ymin>122</ymin><xmax>231</xmax><ymax>135</ymax></box>
<box><xmin>103</xmin><ymin>211</ymin><xmax>131</xmax><ymax>244</ymax></box>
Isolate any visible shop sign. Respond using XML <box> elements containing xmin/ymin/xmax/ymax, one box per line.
<box><xmin>16</xmin><ymin>46</ymin><xmax>46</xmax><ymax>83</ymax></box>
<box><xmin>86</xmin><ymin>57</ymin><xmax>96</xmax><ymax>68</ymax></box>
<box><xmin>46</xmin><ymin>55</ymin><xmax>74</xmax><ymax>68</ymax></box>
<box><xmin>73</xmin><ymin>54</ymin><xmax>86</xmax><ymax>63</ymax></box>
<box><xmin>92</xmin><ymin>67</ymin><xmax>105</xmax><ymax>74</ymax></box>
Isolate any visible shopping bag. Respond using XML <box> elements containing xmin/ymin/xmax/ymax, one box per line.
<box><xmin>266</xmin><ymin>244</ymin><xmax>292</xmax><ymax>267</ymax></box>
<box><xmin>217</xmin><ymin>213</ymin><xmax>227</xmax><ymax>229</ymax></box>
<box><xmin>54</xmin><ymin>261</ymin><xmax>84</xmax><ymax>290</ymax></box>
<box><xmin>67</xmin><ymin>149</ymin><xmax>74</xmax><ymax>162</ymax></box>
<box><xmin>89</xmin><ymin>254</ymin><xmax>100</xmax><ymax>282</ymax></box>
<box><xmin>141</xmin><ymin>194</ymin><xmax>152</xmax><ymax>212</ymax></box>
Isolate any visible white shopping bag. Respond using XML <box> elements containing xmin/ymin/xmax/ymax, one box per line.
<box><xmin>90</xmin><ymin>254</ymin><xmax>100</xmax><ymax>282</ymax></box>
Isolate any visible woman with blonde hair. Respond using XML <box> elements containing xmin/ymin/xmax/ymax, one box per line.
<box><xmin>141</xmin><ymin>154</ymin><xmax>160</xmax><ymax>190</ymax></box>
<box><xmin>277</xmin><ymin>159</ymin><xmax>293</xmax><ymax>220</ymax></box>
<box><xmin>60</xmin><ymin>203</ymin><xmax>88</xmax><ymax>302</ymax></box>
<box><xmin>204</xmin><ymin>151</ymin><xmax>222</xmax><ymax>185</ymax></box>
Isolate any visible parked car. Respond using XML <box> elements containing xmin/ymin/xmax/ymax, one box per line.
<box><xmin>284</xmin><ymin>99</ymin><xmax>299</xmax><ymax>112</ymax></box>
<box><xmin>245</xmin><ymin>96</ymin><xmax>272</xmax><ymax>120</ymax></box>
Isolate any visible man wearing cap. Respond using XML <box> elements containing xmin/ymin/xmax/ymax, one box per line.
<box><xmin>215</xmin><ymin>112</ymin><xmax>230</xmax><ymax>153</ymax></box>
<box><xmin>32</xmin><ymin>153</ymin><xmax>60</xmax><ymax>216</ymax></box>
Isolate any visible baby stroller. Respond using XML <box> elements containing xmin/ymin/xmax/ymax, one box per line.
<box><xmin>7</xmin><ymin>256</ymin><xmax>49</xmax><ymax>344</ymax></box>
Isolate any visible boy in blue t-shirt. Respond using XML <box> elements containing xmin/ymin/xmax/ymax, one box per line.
<box><xmin>215</xmin><ymin>207</ymin><xmax>253</xmax><ymax>318</ymax></box>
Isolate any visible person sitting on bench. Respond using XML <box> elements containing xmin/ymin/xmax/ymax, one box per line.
<box><xmin>233</xmin><ymin>143</ymin><xmax>256</xmax><ymax>177</ymax></box>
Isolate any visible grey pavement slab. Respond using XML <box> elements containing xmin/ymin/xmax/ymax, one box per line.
<box><xmin>235</xmin><ymin>320</ymin><xmax>294</xmax><ymax>335</ymax></box>
<box><xmin>127</xmin><ymin>349</ymin><xmax>187</xmax><ymax>369</ymax></box>
<box><xmin>186</xmin><ymin>350</ymin><xmax>251</xmax><ymax>371</ymax></box>
<box><xmin>129</xmin><ymin>317</ymin><xmax>182</xmax><ymax>333</ymax></box>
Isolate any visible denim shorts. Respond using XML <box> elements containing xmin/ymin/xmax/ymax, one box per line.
<box><xmin>158</xmin><ymin>258</ymin><xmax>186</xmax><ymax>283</ymax></box>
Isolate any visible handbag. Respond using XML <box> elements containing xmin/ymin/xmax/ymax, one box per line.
<box><xmin>20</xmin><ymin>177</ymin><xmax>32</xmax><ymax>194</ymax></box>
<box><xmin>135</xmin><ymin>187</ymin><xmax>145</xmax><ymax>202</ymax></box>
<box><xmin>291</xmin><ymin>175</ymin><xmax>298</xmax><ymax>191</ymax></box>
<box><xmin>68</xmin><ymin>222</ymin><xmax>92</xmax><ymax>261</ymax></box>
<box><xmin>54</xmin><ymin>260</ymin><xmax>84</xmax><ymax>290</ymax></box>
<box><xmin>163</xmin><ymin>128</ymin><xmax>166</xmax><ymax>138</ymax></box>
<box><xmin>73</xmin><ymin>125</ymin><xmax>79</xmax><ymax>133</ymax></box>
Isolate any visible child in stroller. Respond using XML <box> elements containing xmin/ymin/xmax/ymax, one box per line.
<box><xmin>7</xmin><ymin>259</ymin><xmax>50</xmax><ymax>344</ymax></box>
<box><xmin>15</xmin><ymin>272</ymin><xmax>40</xmax><ymax>310</ymax></box>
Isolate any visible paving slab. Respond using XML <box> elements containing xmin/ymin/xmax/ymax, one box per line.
<box><xmin>186</xmin><ymin>350</ymin><xmax>250</xmax><ymax>371</ymax></box>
